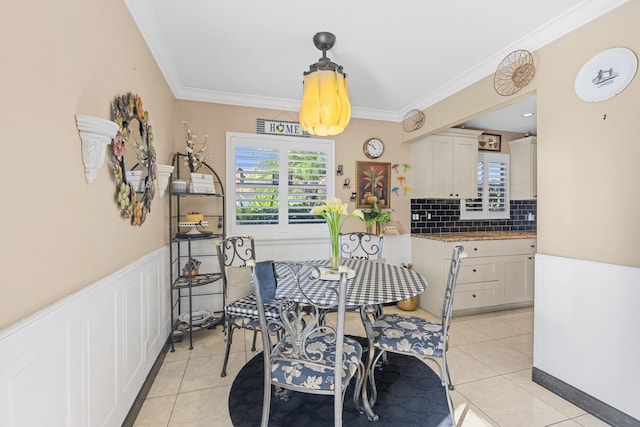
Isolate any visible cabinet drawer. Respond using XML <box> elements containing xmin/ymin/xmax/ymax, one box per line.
<box><xmin>448</xmin><ymin>240</ymin><xmax>505</xmax><ymax>258</ymax></box>
<box><xmin>505</xmin><ymin>239</ymin><xmax>536</xmax><ymax>254</ymax></box>
<box><xmin>456</xmin><ymin>258</ymin><xmax>499</xmax><ymax>284</ymax></box>
<box><xmin>453</xmin><ymin>283</ymin><xmax>499</xmax><ymax>311</ymax></box>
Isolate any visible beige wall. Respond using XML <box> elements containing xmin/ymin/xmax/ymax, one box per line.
<box><xmin>535</xmin><ymin>2</ymin><xmax>639</xmax><ymax>268</ymax></box>
<box><xmin>405</xmin><ymin>2</ymin><xmax>640</xmax><ymax>268</ymax></box>
<box><xmin>0</xmin><ymin>0</ymin><xmax>175</xmax><ymax>329</ymax></box>
<box><xmin>3</xmin><ymin>0</ymin><xmax>638</xmax><ymax>332</ymax></box>
<box><xmin>174</xmin><ymin>101</ymin><xmax>409</xmax><ymax>234</ymax></box>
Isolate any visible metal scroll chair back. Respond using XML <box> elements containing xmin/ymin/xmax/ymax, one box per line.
<box><xmin>441</xmin><ymin>244</ymin><xmax>465</xmax><ymax>341</ymax></box>
<box><xmin>371</xmin><ymin>245</ymin><xmax>466</xmax><ymax>425</ymax></box>
<box><xmin>216</xmin><ymin>236</ymin><xmax>258</xmax><ymax>377</ymax></box>
<box><xmin>339</xmin><ymin>232</ymin><xmax>384</xmax><ymax>260</ymax></box>
<box><xmin>253</xmin><ymin>261</ymin><xmax>365</xmax><ymax>427</ymax></box>
<box><xmin>339</xmin><ymin>232</ymin><xmax>385</xmax><ymax>319</ymax></box>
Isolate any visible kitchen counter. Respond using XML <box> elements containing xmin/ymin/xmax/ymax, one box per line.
<box><xmin>411</xmin><ymin>231</ymin><xmax>536</xmax><ymax>242</ymax></box>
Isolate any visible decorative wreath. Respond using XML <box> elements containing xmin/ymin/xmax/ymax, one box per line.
<box><xmin>111</xmin><ymin>92</ymin><xmax>157</xmax><ymax>226</ymax></box>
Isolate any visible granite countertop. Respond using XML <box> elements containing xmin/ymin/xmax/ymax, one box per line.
<box><xmin>411</xmin><ymin>231</ymin><xmax>537</xmax><ymax>242</ymax></box>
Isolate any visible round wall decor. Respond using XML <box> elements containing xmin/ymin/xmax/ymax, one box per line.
<box><xmin>402</xmin><ymin>109</ymin><xmax>425</xmax><ymax>132</ymax></box>
<box><xmin>111</xmin><ymin>92</ymin><xmax>157</xmax><ymax>226</ymax></box>
<box><xmin>575</xmin><ymin>47</ymin><xmax>637</xmax><ymax>102</ymax></box>
<box><xmin>363</xmin><ymin>138</ymin><xmax>384</xmax><ymax>159</ymax></box>
<box><xmin>493</xmin><ymin>50</ymin><xmax>535</xmax><ymax>96</ymax></box>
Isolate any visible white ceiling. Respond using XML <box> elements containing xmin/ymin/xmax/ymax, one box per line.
<box><xmin>125</xmin><ymin>0</ymin><xmax>627</xmax><ymax>125</ymax></box>
<box><xmin>464</xmin><ymin>95</ymin><xmax>538</xmax><ymax>135</ymax></box>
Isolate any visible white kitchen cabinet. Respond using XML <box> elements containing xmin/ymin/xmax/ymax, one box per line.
<box><xmin>508</xmin><ymin>136</ymin><xmax>537</xmax><ymax>200</ymax></box>
<box><xmin>411</xmin><ymin>128</ymin><xmax>483</xmax><ymax>199</ymax></box>
<box><xmin>411</xmin><ymin>237</ymin><xmax>536</xmax><ymax>316</ymax></box>
<box><xmin>502</xmin><ymin>239</ymin><xmax>536</xmax><ymax>304</ymax></box>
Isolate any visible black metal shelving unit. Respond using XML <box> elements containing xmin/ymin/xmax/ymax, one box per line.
<box><xmin>169</xmin><ymin>153</ymin><xmax>225</xmax><ymax>350</ymax></box>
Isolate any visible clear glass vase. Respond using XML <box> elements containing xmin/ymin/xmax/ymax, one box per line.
<box><xmin>330</xmin><ymin>228</ymin><xmax>340</xmax><ymax>269</ymax></box>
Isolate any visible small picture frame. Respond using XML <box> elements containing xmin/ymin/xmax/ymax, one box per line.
<box><xmin>478</xmin><ymin>133</ymin><xmax>501</xmax><ymax>151</ymax></box>
<box><xmin>383</xmin><ymin>221</ymin><xmax>403</xmax><ymax>236</ymax></box>
<box><xmin>189</xmin><ymin>172</ymin><xmax>215</xmax><ymax>194</ymax></box>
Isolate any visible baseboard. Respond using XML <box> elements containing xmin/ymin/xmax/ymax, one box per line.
<box><xmin>452</xmin><ymin>301</ymin><xmax>533</xmax><ymax>317</ymax></box>
<box><xmin>532</xmin><ymin>367</ymin><xmax>640</xmax><ymax>427</ymax></box>
<box><xmin>122</xmin><ymin>335</ymin><xmax>172</xmax><ymax>427</ymax></box>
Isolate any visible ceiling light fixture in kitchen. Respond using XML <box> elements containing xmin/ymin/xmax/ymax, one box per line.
<box><xmin>299</xmin><ymin>32</ymin><xmax>351</xmax><ymax>136</ymax></box>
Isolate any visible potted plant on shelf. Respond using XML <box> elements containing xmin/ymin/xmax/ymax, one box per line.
<box><xmin>362</xmin><ymin>194</ymin><xmax>391</xmax><ymax>235</ymax></box>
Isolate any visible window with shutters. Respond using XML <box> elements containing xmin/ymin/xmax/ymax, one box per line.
<box><xmin>226</xmin><ymin>133</ymin><xmax>335</xmax><ymax>237</ymax></box>
<box><xmin>460</xmin><ymin>152</ymin><xmax>510</xmax><ymax>220</ymax></box>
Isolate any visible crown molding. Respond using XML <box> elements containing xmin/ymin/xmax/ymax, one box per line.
<box><xmin>126</xmin><ymin>0</ymin><xmax>630</xmax><ymax>122</ymax></box>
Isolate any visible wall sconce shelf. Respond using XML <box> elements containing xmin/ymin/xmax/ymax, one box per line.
<box><xmin>75</xmin><ymin>115</ymin><xmax>119</xmax><ymax>184</ymax></box>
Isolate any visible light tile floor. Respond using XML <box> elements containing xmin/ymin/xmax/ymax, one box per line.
<box><xmin>132</xmin><ymin>306</ymin><xmax>612</xmax><ymax>427</ymax></box>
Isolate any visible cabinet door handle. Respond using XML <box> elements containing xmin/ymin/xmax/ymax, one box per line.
<box><xmin>530</xmin><ymin>245</ymin><xmax>535</xmax><ymax>248</ymax></box>
<box><xmin>472</xmin><ymin>294</ymin><xmax>477</xmax><ymax>298</ymax></box>
<box><xmin>472</xmin><ymin>269</ymin><xmax>477</xmax><ymax>272</ymax></box>
<box><xmin>473</xmin><ymin>248</ymin><xmax>478</xmax><ymax>251</ymax></box>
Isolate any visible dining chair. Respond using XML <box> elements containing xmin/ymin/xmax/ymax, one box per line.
<box><xmin>339</xmin><ymin>232</ymin><xmax>385</xmax><ymax>320</ymax></box>
<box><xmin>339</xmin><ymin>232</ymin><xmax>384</xmax><ymax>261</ymax></box>
<box><xmin>216</xmin><ymin>236</ymin><xmax>260</xmax><ymax>377</ymax></box>
<box><xmin>371</xmin><ymin>244</ymin><xmax>466</xmax><ymax>425</ymax></box>
<box><xmin>253</xmin><ymin>261</ymin><xmax>365</xmax><ymax>427</ymax></box>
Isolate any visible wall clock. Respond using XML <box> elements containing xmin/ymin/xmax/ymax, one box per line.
<box><xmin>363</xmin><ymin>138</ymin><xmax>384</xmax><ymax>159</ymax></box>
<box><xmin>575</xmin><ymin>47</ymin><xmax>637</xmax><ymax>102</ymax></box>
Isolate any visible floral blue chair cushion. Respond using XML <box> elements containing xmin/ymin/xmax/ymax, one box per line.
<box><xmin>270</xmin><ymin>334</ymin><xmax>363</xmax><ymax>390</ymax></box>
<box><xmin>373</xmin><ymin>313</ymin><xmax>445</xmax><ymax>357</ymax></box>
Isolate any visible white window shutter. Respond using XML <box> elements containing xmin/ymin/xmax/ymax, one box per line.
<box><xmin>461</xmin><ymin>153</ymin><xmax>510</xmax><ymax>220</ymax></box>
<box><xmin>226</xmin><ymin>133</ymin><xmax>334</xmax><ymax>236</ymax></box>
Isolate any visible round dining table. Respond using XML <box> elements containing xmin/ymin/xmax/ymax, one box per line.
<box><xmin>274</xmin><ymin>258</ymin><xmax>429</xmax><ymax>421</ymax></box>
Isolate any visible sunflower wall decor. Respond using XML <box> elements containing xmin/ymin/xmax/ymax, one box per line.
<box><xmin>110</xmin><ymin>92</ymin><xmax>157</xmax><ymax>226</ymax></box>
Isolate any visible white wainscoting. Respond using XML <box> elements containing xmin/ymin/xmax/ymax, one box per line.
<box><xmin>0</xmin><ymin>235</ymin><xmax>412</xmax><ymax>427</ymax></box>
<box><xmin>254</xmin><ymin>233</ymin><xmax>411</xmax><ymax>266</ymax></box>
<box><xmin>534</xmin><ymin>254</ymin><xmax>640</xmax><ymax>420</ymax></box>
<box><xmin>0</xmin><ymin>247</ymin><xmax>170</xmax><ymax>427</ymax></box>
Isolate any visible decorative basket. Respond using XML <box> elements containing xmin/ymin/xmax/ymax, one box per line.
<box><xmin>178</xmin><ymin>309</ymin><xmax>213</xmax><ymax>326</ymax></box>
<box><xmin>397</xmin><ymin>296</ymin><xmax>419</xmax><ymax>311</ymax></box>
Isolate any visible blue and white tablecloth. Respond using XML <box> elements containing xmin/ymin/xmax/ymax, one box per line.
<box><xmin>274</xmin><ymin>259</ymin><xmax>428</xmax><ymax>307</ymax></box>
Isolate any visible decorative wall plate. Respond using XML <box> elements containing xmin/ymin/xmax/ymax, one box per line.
<box><xmin>575</xmin><ymin>47</ymin><xmax>637</xmax><ymax>102</ymax></box>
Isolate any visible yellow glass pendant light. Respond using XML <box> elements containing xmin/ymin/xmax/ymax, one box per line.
<box><xmin>299</xmin><ymin>32</ymin><xmax>351</xmax><ymax>136</ymax></box>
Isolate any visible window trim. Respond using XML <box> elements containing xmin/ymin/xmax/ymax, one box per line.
<box><xmin>225</xmin><ymin>132</ymin><xmax>335</xmax><ymax>238</ymax></box>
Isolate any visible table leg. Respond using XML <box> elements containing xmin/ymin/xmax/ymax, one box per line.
<box><xmin>359</xmin><ymin>305</ymin><xmax>380</xmax><ymax>422</ymax></box>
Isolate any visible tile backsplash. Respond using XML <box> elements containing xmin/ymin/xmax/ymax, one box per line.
<box><xmin>410</xmin><ymin>199</ymin><xmax>537</xmax><ymax>234</ymax></box>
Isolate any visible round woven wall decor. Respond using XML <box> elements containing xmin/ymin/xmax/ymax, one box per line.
<box><xmin>402</xmin><ymin>109</ymin><xmax>426</xmax><ymax>132</ymax></box>
<box><xmin>493</xmin><ymin>50</ymin><xmax>535</xmax><ymax>96</ymax></box>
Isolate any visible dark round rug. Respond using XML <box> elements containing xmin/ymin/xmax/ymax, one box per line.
<box><xmin>228</xmin><ymin>346</ymin><xmax>453</xmax><ymax>426</ymax></box>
